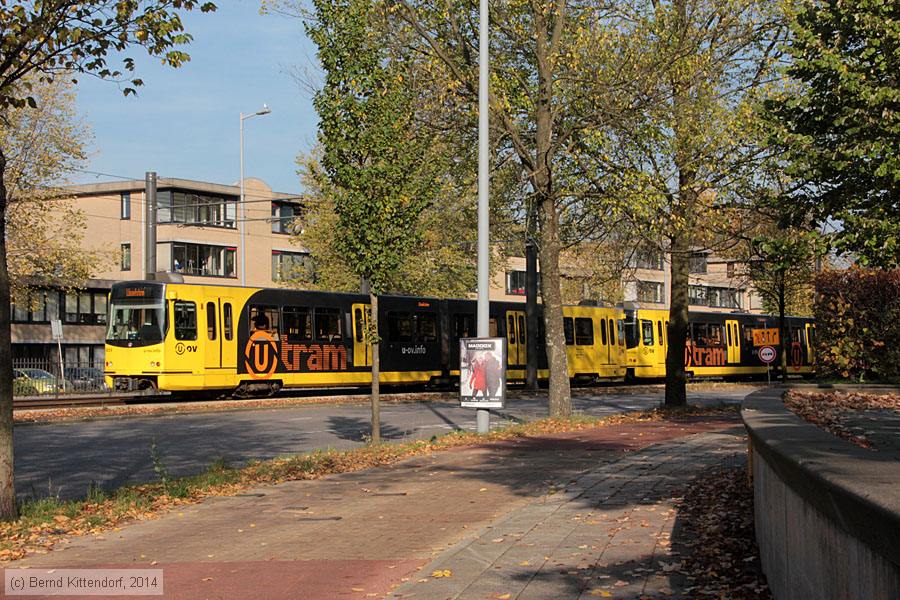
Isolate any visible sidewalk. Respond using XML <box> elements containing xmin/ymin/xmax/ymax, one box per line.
<box><xmin>8</xmin><ymin>415</ymin><xmax>746</xmax><ymax>599</ymax></box>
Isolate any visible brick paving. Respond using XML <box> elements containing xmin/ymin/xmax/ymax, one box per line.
<box><xmin>8</xmin><ymin>417</ymin><xmax>745</xmax><ymax>600</ymax></box>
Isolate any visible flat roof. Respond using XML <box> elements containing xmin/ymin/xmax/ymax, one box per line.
<box><xmin>64</xmin><ymin>177</ymin><xmax>302</xmax><ymax>202</ymax></box>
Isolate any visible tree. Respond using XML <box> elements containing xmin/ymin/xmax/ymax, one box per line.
<box><xmin>740</xmin><ymin>229</ymin><xmax>825</xmax><ymax>382</ymax></box>
<box><xmin>0</xmin><ymin>0</ymin><xmax>217</xmax><ymax>521</ymax></box>
<box><xmin>288</xmin><ymin>148</ymin><xmax>478</xmax><ymax>299</ymax></box>
<box><xmin>3</xmin><ymin>78</ymin><xmax>109</xmax><ymax>303</ymax></box>
<box><xmin>307</xmin><ymin>0</ymin><xmax>439</xmax><ymax>443</ymax></box>
<box><xmin>578</xmin><ymin>0</ymin><xmax>786</xmax><ymax>406</ymax></box>
<box><xmin>765</xmin><ymin>0</ymin><xmax>900</xmax><ymax>268</ymax></box>
<box><xmin>388</xmin><ymin>0</ymin><xmax>649</xmax><ymax>417</ymax></box>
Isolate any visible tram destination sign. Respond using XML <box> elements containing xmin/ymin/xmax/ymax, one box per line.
<box><xmin>459</xmin><ymin>337</ymin><xmax>506</xmax><ymax>409</ymax></box>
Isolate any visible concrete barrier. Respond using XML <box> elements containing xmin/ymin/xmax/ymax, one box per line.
<box><xmin>742</xmin><ymin>388</ymin><xmax>900</xmax><ymax>600</ymax></box>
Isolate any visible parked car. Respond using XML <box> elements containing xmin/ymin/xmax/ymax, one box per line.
<box><xmin>13</xmin><ymin>368</ymin><xmax>71</xmax><ymax>395</ymax></box>
<box><xmin>63</xmin><ymin>367</ymin><xmax>108</xmax><ymax>392</ymax></box>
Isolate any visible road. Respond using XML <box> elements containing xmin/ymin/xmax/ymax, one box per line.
<box><xmin>13</xmin><ymin>386</ymin><xmax>757</xmax><ymax>500</ymax></box>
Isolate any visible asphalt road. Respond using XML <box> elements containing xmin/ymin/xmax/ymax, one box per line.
<box><xmin>13</xmin><ymin>386</ymin><xmax>757</xmax><ymax>500</ymax></box>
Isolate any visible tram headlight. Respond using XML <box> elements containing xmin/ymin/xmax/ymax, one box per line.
<box><xmin>105</xmin><ymin>361</ymin><xmax>112</xmax><ymax>368</ymax></box>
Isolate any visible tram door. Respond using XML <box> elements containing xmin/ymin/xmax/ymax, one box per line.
<box><xmin>725</xmin><ymin>319</ymin><xmax>741</xmax><ymax>364</ymax></box>
<box><xmin>805</xmin><ymin>323</ymin><xmax>815</xmax><ymax>364</ymax></box>
<box><xmin>352</xmin><ymin>304</ymin><xmax>372</xmax><ymax>368</ymax></box>
<box><xmin>506</xmin><ymin>310</ymin><xmax>526</xmax><ymax>366</ymax></box>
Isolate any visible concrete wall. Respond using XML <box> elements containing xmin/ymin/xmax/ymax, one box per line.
<box><xmin>743</xmin><ymin>389</ymin><xmax>900</xmax><ymax>600</ymax></box>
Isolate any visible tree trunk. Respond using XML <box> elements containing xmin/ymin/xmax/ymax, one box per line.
<box><xmin>533</xmin><ymin>4</ymin><xmax>571</xmax><ymax>417</ymax></box>
<box><xmin>537</xmin><ymin>195</ymin><xmax>571</xmax><ymax>417</ymax></box>
<box><xmin>778</xmin><ymin>278</ymin><xmax>788</xmax><ymax>384</ymax></box>
<box><xmin>525</xmin><ymin>239</ymin><xmax>539</xmax><ymax>390</ymax></box>
<box><xmin>665</xmin><ymin>233</ymin><xmax>689</xmax><ymax>407</ymax></box>
<box><xmin>0</xmin><ymin>148</ymin><xmax>18</xmax><ymax>520</ymax></box>
<box><xmin>369</xmin><ymin>291</ymin><xmax>381</xmax><ymax>443</ymax></box>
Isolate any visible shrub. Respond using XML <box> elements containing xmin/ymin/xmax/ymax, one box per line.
<box><xmin>815</xmin><ymin>268</ymin><xmax>900</xmax><ymax>381</ymax></box>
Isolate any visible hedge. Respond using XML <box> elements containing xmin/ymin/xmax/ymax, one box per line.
<box><xmin>815</xmin><ymin>268</ymin><xmax>900</xmax><ymax>382</ymax></box>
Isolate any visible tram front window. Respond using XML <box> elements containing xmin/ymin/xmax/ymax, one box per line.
<box><xmin>106</xmin><ymin>300</ymin><xmax>166</xmax><ymax>345</ymax></box>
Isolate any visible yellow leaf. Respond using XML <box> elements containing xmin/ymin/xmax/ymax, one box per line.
<box><xmin>589</xmin><ymin>590</ymin><xmax>612</xmax><ymax>597</ymax></box>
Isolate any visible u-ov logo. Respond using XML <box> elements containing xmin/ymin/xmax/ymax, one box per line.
<box><xmin>244</xmin><ymin>330</ymin><xmax>279</xmax><ymax>379</ymax></box>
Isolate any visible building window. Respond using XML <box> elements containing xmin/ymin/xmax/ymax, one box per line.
<box><xmin>271</xmin><ymin>201</ymin><xmax>302</xmax><ymax>234</ymax></box>
<box><xmin>636</xmin><ymin>281</ymin><xmax>664</xmax><ymax>304</ymax></box>
<box><xmin>171</xmin><ymin>242</ymin><xmax>236</xmax><ymax>278</ymax></box>
<box><xmin>120</xmin><ymin>243</ymin><xmax>131</xmax><ymax>271</ymax></box>
<box><xmin>688</xmin><ymin>252</ymin><xmax>708</xmax><ymax>274</ymax></box>
<box><xmin>272</xmin><ymin>251</ymin><xmax>314</xmax><ymax>282</ymax></box>
<box><xmin>726</xmin><ymin>261</ymin><xmax>735</xmax><ymax>278</ymax></box>
<box><xmin>62</xmin><ymin>290</ymin><xmax>108</xmax><ymax>325</ymax></box>
<box><xmin>708</xmin><ymin>286</ymin><xmax>742</xmax><ymax>309</ymax></box>
<box><xmin>633</xmin><ymin>249</ymin><xmax>664</xmax><ymax>270</ymax></box>
<box><xmin>120</xmin><ymin>192</ymin><xmax>131</xmax><ymax>220</ymax></box>
<box><xmin>689</xmin><ymin>285</ymin><xmax>707</xmax><ymax>306</ymax></box>
<box><xmin>157</xmin><ymin>190</ymin><xmax>237</xmax><ymax>228</ymax></box>
<box><xmin>11</xmin><ymin>290</ymin><xmax>53</xmax><ymax>322</ymax></box>
<box><xmin>506</xmin><ymin>270</ymin><xmax>526</xmax><ymax>295</ymax></box>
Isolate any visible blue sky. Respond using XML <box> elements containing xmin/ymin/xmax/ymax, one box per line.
<box><xmin>73</xmin><ymin>0</ymin><xmax>319</xmax><ymax>194</ymax></box>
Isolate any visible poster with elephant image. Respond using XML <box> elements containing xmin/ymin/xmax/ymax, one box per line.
<box><xmin>459</xmin><ymin>337</ymin><xmax>506</xmax><ymax>409</ymax></box>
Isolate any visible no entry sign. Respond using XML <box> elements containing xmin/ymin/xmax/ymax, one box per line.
<box><xmin>758</xmin><ymin>345</ymin><xmax>777</xmax><ymax>364</ymax></box>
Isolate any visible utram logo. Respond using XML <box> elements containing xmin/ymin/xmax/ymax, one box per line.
<box><xmin>244</xmin><ymin>330</ymin><xmax>279</xmax><ymax>379</ymax></box>
<box><xmin>175</xmin><ymin>342</ymin><xmax>197</xmax><ymax>355</ymax></box>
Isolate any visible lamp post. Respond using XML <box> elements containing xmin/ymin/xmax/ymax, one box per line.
<box><xmin>475</xmin><ymin>0</ymin><xmax>490</xmax><ymax>434</ymax></box>
<box><xmin>239</xmin><ymin>104</ymin><xmax>272</xmax><ymax>286</ymax></box>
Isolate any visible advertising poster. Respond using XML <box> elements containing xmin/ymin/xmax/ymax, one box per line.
<box><xmin>459</xmin><ymin>337</ymin><xmax>506</xmax><ymax>409</ymax></box>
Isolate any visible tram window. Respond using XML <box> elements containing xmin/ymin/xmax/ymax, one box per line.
<box><xmin>726</xmin><ymin>323</ymin><xmax>732</xmax><ymax>346</ymax></box>
<box><xmin>609</xmin><ymin>319</ymin><xmax>616</xmax><ymax>346</ymax></box>
<box><xmin>387</xmin><ymin>312</ymin><xmax>413</xmax><ymax>342</ymax></box>
<box><xmin>206</xmin><ymin>302</ymin><xmax>216</xmax><ymax>341</ymax></box>
<box><xmin>418</xmin><ymin>312</ymin><xmax>438</xmax><ymax>343</ymax></box>
<box><xmin>250</xmin><ymin>306</ymin><xmax>280</xmax><ymax>337</ymax></box>
<box><xmin>575</xmin><ymin>317</ymin><xmax>594</xmax><ymax>346</ymax></box>
<box><xmin>599</xmin><ymin>318</ymin><xmax>607</xmax><ymax>346</ymax></box>
<box><xmin>791</xmin><ymin>328</ymin><xmax>801</xmax><ymax>343</ymax></box>
<box><xmin>453</xmin><ymin>314</ymin><xmax>476</xmax><ymax>338</ymax></box>
<box><xmin>617</xmin><ymin>320</ymin><xmax>625</xmax><ymax>346</ymax></box>
<box><xmin>223</xmin><ymin>303</ymin><xmax>233</xmax><ymax>341</ymax></box>
<box><xmin>507</xmin><ymin>315</ymin><xmax>516</xmax><ymax>344</ymax></box>
<box><xmin>563</xmin><ymin>317</ymin><xmax>574</xmax><ymax>345</ymax></box>
<box><xmin>315</xmin><ymin>307</ymin><xmax>343</xmax><ymax>341</ymax></box>
<box><xmin>708</xmin><ymin>324</ymin><xmax>724</xmax><ymax>346</ymax></box>
<box><xmin>518</xmin><ymin>315</ymin><xmax>526</xmax><ymax>344</ymax></box>
<box><xmin>173</xmin><ymin>301</ymin><xmax>197</xmax><ymax>341</ymax></box>
<box><xmin>657</xmin><ymin>321</ymin><xmax>663</xmax><ymax>343</ymax></box>
<box><xmin>743</xmin><ymin>324</ymin><xmax>753</xmax><ymax>343</ymax></box>
<box><xmin>641</xmin><ymin>319</ymin><xmax>654</xmax><ymax>346</ymax></box>
<box><xmin>284</xmin><ymin>306</ymin><xmax>312</xmax><ymax>341</ymax></box>
<box><xmin>624</xmin><ymin>315</ymin><xmax>639</xmax><ymax>349</ymax></box>
<box><xmin>354</xmin><ymin>308</ymin><xmax>364</xmax><ymax>342</ymax></box>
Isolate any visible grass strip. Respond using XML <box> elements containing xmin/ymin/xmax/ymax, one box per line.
<box><xmin>0</xmin><ymin>404</ymin><xmax>736</xmax><ymax>562</ymax></box>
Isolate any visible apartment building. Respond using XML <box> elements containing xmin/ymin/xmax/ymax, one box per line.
<box><xmin>11</xmin><ymin>177</ymin><xmax>309</xmax><ymax>363</ymax></box>
<box><xmin>498</xmin><ymin>249</ymin><xmax>763</xmax><ymax>313</ymax></box>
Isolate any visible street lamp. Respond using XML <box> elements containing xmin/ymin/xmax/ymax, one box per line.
<box><xmin>239</xmin><ymin>104</ymin><xmax>272</xmax><ymax>286</ymax></box>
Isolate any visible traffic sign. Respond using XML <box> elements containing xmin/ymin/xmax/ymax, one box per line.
<box><xmin>752</xmin><ymin>328</ymin><xmax>779</xmax><ymax>347</ymax></box>
<box><xmin>758</xmin><ymin>346</ymin><xmax>776</xmax><ymax>364</ymax></box>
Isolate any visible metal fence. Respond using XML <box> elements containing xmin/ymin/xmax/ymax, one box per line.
<box><xmin>12</xmin><ymin>358</ymin><xmax>111</xmax><ymax>397</ymax></box>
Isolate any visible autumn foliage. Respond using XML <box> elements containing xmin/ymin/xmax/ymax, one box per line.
<box><xmin>814</xmin><ymin>268</ymin><xmax>900</xmax><ymax>381</ymax></box>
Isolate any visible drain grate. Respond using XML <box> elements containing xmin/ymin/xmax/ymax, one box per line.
<box><xmin>295</xmin><ymin>516</ymin><xmax>342</xmax><ymax>521</ymax></box>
